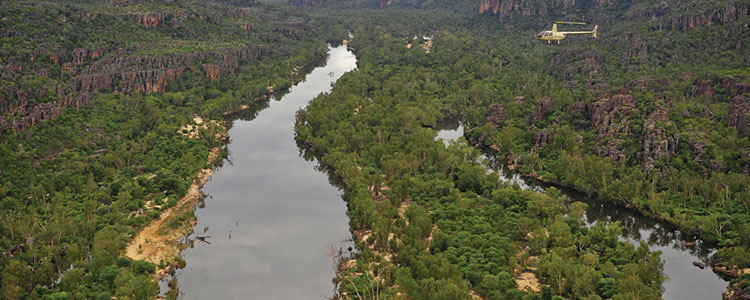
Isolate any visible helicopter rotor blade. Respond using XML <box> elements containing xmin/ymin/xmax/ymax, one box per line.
<box><xmin>554</xmin><ymin>21</ymin><xmax>588</xmax><ymax>25</ymax></box>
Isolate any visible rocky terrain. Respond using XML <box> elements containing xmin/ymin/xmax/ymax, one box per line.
<box><xmin>0</xmin><ymin>1</ymin><xmax>312</xmax><ymax>133</ymax></box>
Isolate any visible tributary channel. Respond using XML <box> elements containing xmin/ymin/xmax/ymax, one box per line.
<box><xmin>437</xmin><ymin>124</ymin><xmax>728</xmax><ymax>300</ymax></box>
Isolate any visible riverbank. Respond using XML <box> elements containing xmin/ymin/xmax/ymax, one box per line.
<box><xmin>120</xmin><ymin>45</ymin><xmax>340</xmax><ymax>283</ymax></box>
<box><xmin>462</xmin><ymin>130</ymin><xmax>739</xmax><ymax>299</ymax></box>
<box><xmin>125</xmin><ymin>132</ymin><xmax>225</xmax><ymax>280</ymax></box>
<box><xmin>171</xmin><ymin>44</ymin><xmax>356</xmax><ymax>300</ymax></box>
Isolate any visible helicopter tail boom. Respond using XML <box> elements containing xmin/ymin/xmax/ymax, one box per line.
<box><xmin>557</xmin><ymin>25</ymin><xmax>599</xmax><ymax>37</ymax></box>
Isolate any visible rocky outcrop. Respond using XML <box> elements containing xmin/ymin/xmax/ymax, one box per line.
<box><xmin>568</xmin><ymin>101</ymin><xmax>585</xmax><ymax>115</ymax></box>
<box><xmin>288</xmin><ymin>0</ymin><xmax>326</xmax><ymax>6</ymax></box>
<box><xmin>620</xmin><ymin>33</ymin><xmax>649</xmax><ymax>67</ymax></box>
<box><xmin>589</xmin><ymin>94</ymin><xmax>636</xmax><ymax>130</ymax></box>
<box><xmin>532</xmin><ymin>128</ymin><xmax>552</xmax><ymax>151</ymax></box>
<box><xmin>642</xmin><ymin>104</ymin><xmax>679</xmax><ymax>175</ymax></box>
<box><xmin>276</xmin><ymin>21</ymin><xmax>311</xmax><ymax>38</ymax></box>
<box><xmin>729</xmin><ymin>95</ymin><xmax>750</xmax><ymax>135</ymax></box>
<box><xmin>235</xmin><ymin>22</ymin><xmax>255</xmax><ymax>30</ymax></box>
<box><xmin>2</xmin><ymin>43</ymin><xmax>273</xmax><ymax>132</ymax></box>
<box><xmin>0</xmin><ymin>91</ymin><xmax>91</xmax><ymax>132</ymax></box>
<box><xmin>109</xmin><ymin>0</ymin><xmax>154</xmax><ymax>6</ymax></box>
<box><xmin>204</xmin><ymin>64</ymin><xmax>221</xmax><ymax>81</ymax></box>
<box><xmin>689</xmin><ymin>140</ymin><xmax>709</xmax><ymax>177</ymax></box>
<box><xmin>476</xmin><ymin>0</ymin><xmax>575</xmax><ymax>19</ymax></box>
<box><xmin>548</xmin><ymin>49</ymin><xmax>605</xmax><ymax>81</ymax></box>
<box><xmin>623</xmin><ymin>2</ymin><xmax>749</xmax><ymax>31</ymax></box>
<box><xmin>668</xmin><ymin>5</ymin><xmax>748</xmax><ymax>31</ymax></box>
<box><xmin>128</xmin><ymin>12</ymin><xmax>168</xmax><ymax>27</ymax></box>
<box><xmin>588</xmin><ymin>94</ymin><xmax>637</xmax><ymax>162</ymax></box>
<box><xmin>473</xmin><ymin>0</ymin><xmax>748</xmax><ymax>33</ymax></box>
<box><xmin>486</xmin><ymin>103</ymin><xmax>506</xmax><ymax>125</ymax></box>
<box><xmin>527</xmin><ymin>96</ymin><xmax>553</xmax><ymax>123</ymax></box>
<box><xmin>724</xmin><ymin>281</ymin><xmax>750</xmax><ymax>300</ymax></box>
<box><xmin>62</xmin><ymin>62</ymin><xmax>77</xmax><ymax>74</ymax></box>
<box><xmin>224</xmin><ymin>7</ymin><xmax>249</xmax><ymax>19</ymax></box>
<box><xmin>628</xmin><ymin>75</ymin><xmax>669</xmax><ymax>92</ymax></box>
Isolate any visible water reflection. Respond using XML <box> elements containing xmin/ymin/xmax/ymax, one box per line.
<box><xmin>170</xmin><ymin>45</ymin><xmax>357</xmax><ymax>300</ymax></box>
<box><xmin>435</xmin><ymin>124</ymin><xmax>727</xmax><ymax>300</ymax></box>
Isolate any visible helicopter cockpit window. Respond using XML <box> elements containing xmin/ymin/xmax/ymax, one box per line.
<box><xmin>544</xmin><ymin>32</ymin><xmax>551</xmax><ymax>36</ymax></box>
<box><xmin>537</xmin><ymin>32</ymin><xmax>543</xmax><ymax>38</ymax></box>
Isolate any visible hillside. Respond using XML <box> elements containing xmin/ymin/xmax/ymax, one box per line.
<box><xmin>0</xmin><ymin>1</ymin><xmax>347</xmax><ymax>298</ymax></box>
<box><xmin>1</xmin><ymin>0</ymin><xmax>748</xmax><ymax>299</ymax></box>
<box><xmin>292</xmin><ymin>1</ymin><xmax>750</xmax><ymax>299</ymax></box>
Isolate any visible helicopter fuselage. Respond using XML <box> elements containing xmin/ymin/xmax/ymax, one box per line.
<box><xmin>536</xmin><ymin>31</ymin><xmax>567</xmax><ymax>42</ymax></box>
<box><xmin>536</xmin><ymin>24</ymin><xmax>598</xmax><ymax>44</ymax></box>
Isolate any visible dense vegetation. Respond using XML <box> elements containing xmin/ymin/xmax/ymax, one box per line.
<box><xmin>2</xmin><ymin>0</ymin><xmax>748</xmax><ymax>299</ymax></box>
<box><xmin>294</xmin><ymin>1</ymin><xmax>750</xmax><ymax>299</ymax></box>
<box><xmin>297</xmin><ymin>10</ymin><xmax>663</xmax><ymax>300</ymax></box>
<box><xmin>0</xmin><ymin>0</ymin><xmax>346</xmax><ymax>299</ymax></box>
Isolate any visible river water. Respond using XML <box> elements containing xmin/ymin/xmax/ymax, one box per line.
<box><xmin>169</xmin><ymin>42</ymin><xmax>725</xmax><ymax>299</ymax></box>
<box><xmin>173</xmin><ymin>44</ymin><xmax>357</xmax><ymax>300</ymax></box>
<box><xmin>436</xmin><ymin>124</ymin><xmax>728</xmax><ymax>300</ymax></box>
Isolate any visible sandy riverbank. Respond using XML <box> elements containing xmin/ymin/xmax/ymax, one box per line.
<box><xmin>124</xmin><ymin>146</ymin><xmax>222</xmax><ymax>279</ymax></box>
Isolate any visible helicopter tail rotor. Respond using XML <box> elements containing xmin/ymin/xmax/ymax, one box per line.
<box><xmin>592</xmin><ymin>25</ymin><xmax>598</xmax><ymax>38</ymax></box>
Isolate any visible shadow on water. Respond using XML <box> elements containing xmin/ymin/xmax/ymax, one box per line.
<box><xmin>436</xmin><ymin>123</ymin><xmax>728</xmax><ymax>300</ymax></box>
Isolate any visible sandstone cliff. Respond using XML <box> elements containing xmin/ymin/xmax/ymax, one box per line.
<box><xmin>0</xmin><ymin>1</ymin><xmax>292</xmax><ymax>133</ymax></box>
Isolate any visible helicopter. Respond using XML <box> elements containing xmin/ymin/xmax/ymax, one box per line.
<box><xmin>537</xmin><ymin>21</ymin><xmax>598</xmax><ymax>44</ymax></box>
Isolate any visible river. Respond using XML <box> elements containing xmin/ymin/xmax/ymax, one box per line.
<box><xmin>167</xmin><ymin>42</ymin><xmax>725</xmax><ymax>299</ymax></box>
<box><xmin>436</xmin><ymin>124</ymin><xmax>728</xmax><ymax>300</ymax></box>
<box><xmin>171</xmin><ymin>44</ymin><xmax>357</xmax><ymax>300</ymax></box>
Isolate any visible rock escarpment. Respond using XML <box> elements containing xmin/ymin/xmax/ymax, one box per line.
<box><xmin>729</xmin><ymin>95</ymin><xmax>750</xmax><ymax>135</ymax></box>
<box><xmin>588</xmin><ymin>94</ymin><xmax>637</xmax><ymax>163</ymax></box>
<box><xmin>1</xmin><ymin>43</ymin><xmax>272</xmax><ymax>132</ymax></box>
<box><xmin>475</xmin><ymin>0</ymin><xmax>749</xmax><ymax>33</ymax></box>
<box><xmin>288</xmin><ymin>0</ymin><xmax>326</xmax><ymax>6</ymax></box>
<box><xmin>0</xmin><ymin>2</ymin><xmax>295</xmax><ymax>133</ymax></box>
<box><xmin>641</xmin><ymin>103</ymin><xmax>678</xmax><ymax>176</ymax></box>
<box><xmin>477</xmin><ymin>0</ymin><xmax>577</xmax><ymax>19</ymax></box>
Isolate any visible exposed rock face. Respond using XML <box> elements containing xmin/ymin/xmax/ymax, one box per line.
<box><xmin>204</xmin><ymin>64</ymin><xmax>221</xmax><ymax>81</ymax></box>
<box><xmin>548</xmin><ymin>49</ymin><xmax>605</xmax><ymax>81</ymax></box>
<box><xmin>642</xmin><ymin>104</ymin><xmax>679</xmax><ymax>175</ymax></box>
<box><xmin>0</xmin><ymin>91</ymin><xmax>91</xmax><ymax>132</ymax></box>
<box><xmin>474</xmin><ymin>0</ymin><xmax>748</xmax><ymax>33</ymax></box>
<box><xmin>723</xmin><ymin>281</ymin><xmax>750</xmax><ymax>300</ymax></box>
<box><xmin>568</xmin><ymin>101</ymin><xmax>585</xmax><ymax>115</ymax></box>
<box><xmin>476</xmin><ymin>0</ymin><xmax>576</xmax><ymax>19</ymax></box>
<box><xmin>589</xmin><ymin>94</ymin><xmax>635</xmax><ymax>130</ymax></box>
<box><xmin>128</xmin><ymin>12</ymin><xmax>168</xmax><ymax>27</ymax></box>
<box><xmin>729</xmin><ymin>95</ymin><xmax>750</xmax><ymax>135</ymax></box>
<box><xmin>486</xmin><ymin>103</ymin><xmax>506</xmax><ymax>125</ymax></box>
<box><xmin>62</xmin><ymin>62</ymin><xmax>76</xmax><ymax>74</ymax></box>
<box><xmin>690</xmin><ymin>74</ymin><xmax>750</xmax><ymax>100</ymax></box>
<box><xmin>527</xmin><ymin>96</ymin><xmax>553</xmax><ymax>122</ymax></box>
<box><xmin>532</xmin><ymin>128</ymin><xmax>552</xmax><ymax>151</ymax></box>
<box><xmin>621</xmin><ymin>33</ymin><xmax>649</xmax><ymax>66</ymax></box>
<box><xmin>689</xmin><ymin>140</ymin><xmax>710</xmax><ymax>177</ymax></box>
<box><xmin>627</xmin><ymin>4</ymin><xmax>750</xmax><ymax>31</ymax></box>
<box><xmin>109</xmin><ymin>0</ymin><xmax>153</xmax><ymax>6</ymax></box>
<box><xmin>629</xmin><ymin>75</ymin><xmax>669</xmax><ymax>92</ymax></box>
<box><xmin>288</xmin><ymin>0</ymin><xmax>326</xmax><ymax>6</ymax></box>
<box><xmin>235</xmin><ymin>22</ymin><xmax>255</xmax><ymax>30</ymax></box>
<box><xmin>588</xmin><ymin>94</ymin><xmax>637</xmax><ymax>162</ymax></box>
<box><xmin>1</xmin><ymin>42</ymin><xmax>273</xmax><ymax>132</ymax></box>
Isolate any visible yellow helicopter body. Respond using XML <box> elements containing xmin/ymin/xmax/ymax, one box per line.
<box><xmin>537</xmin><ymin>22</ymin><xmax>598</xmax><ymax>44</ymax></box>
